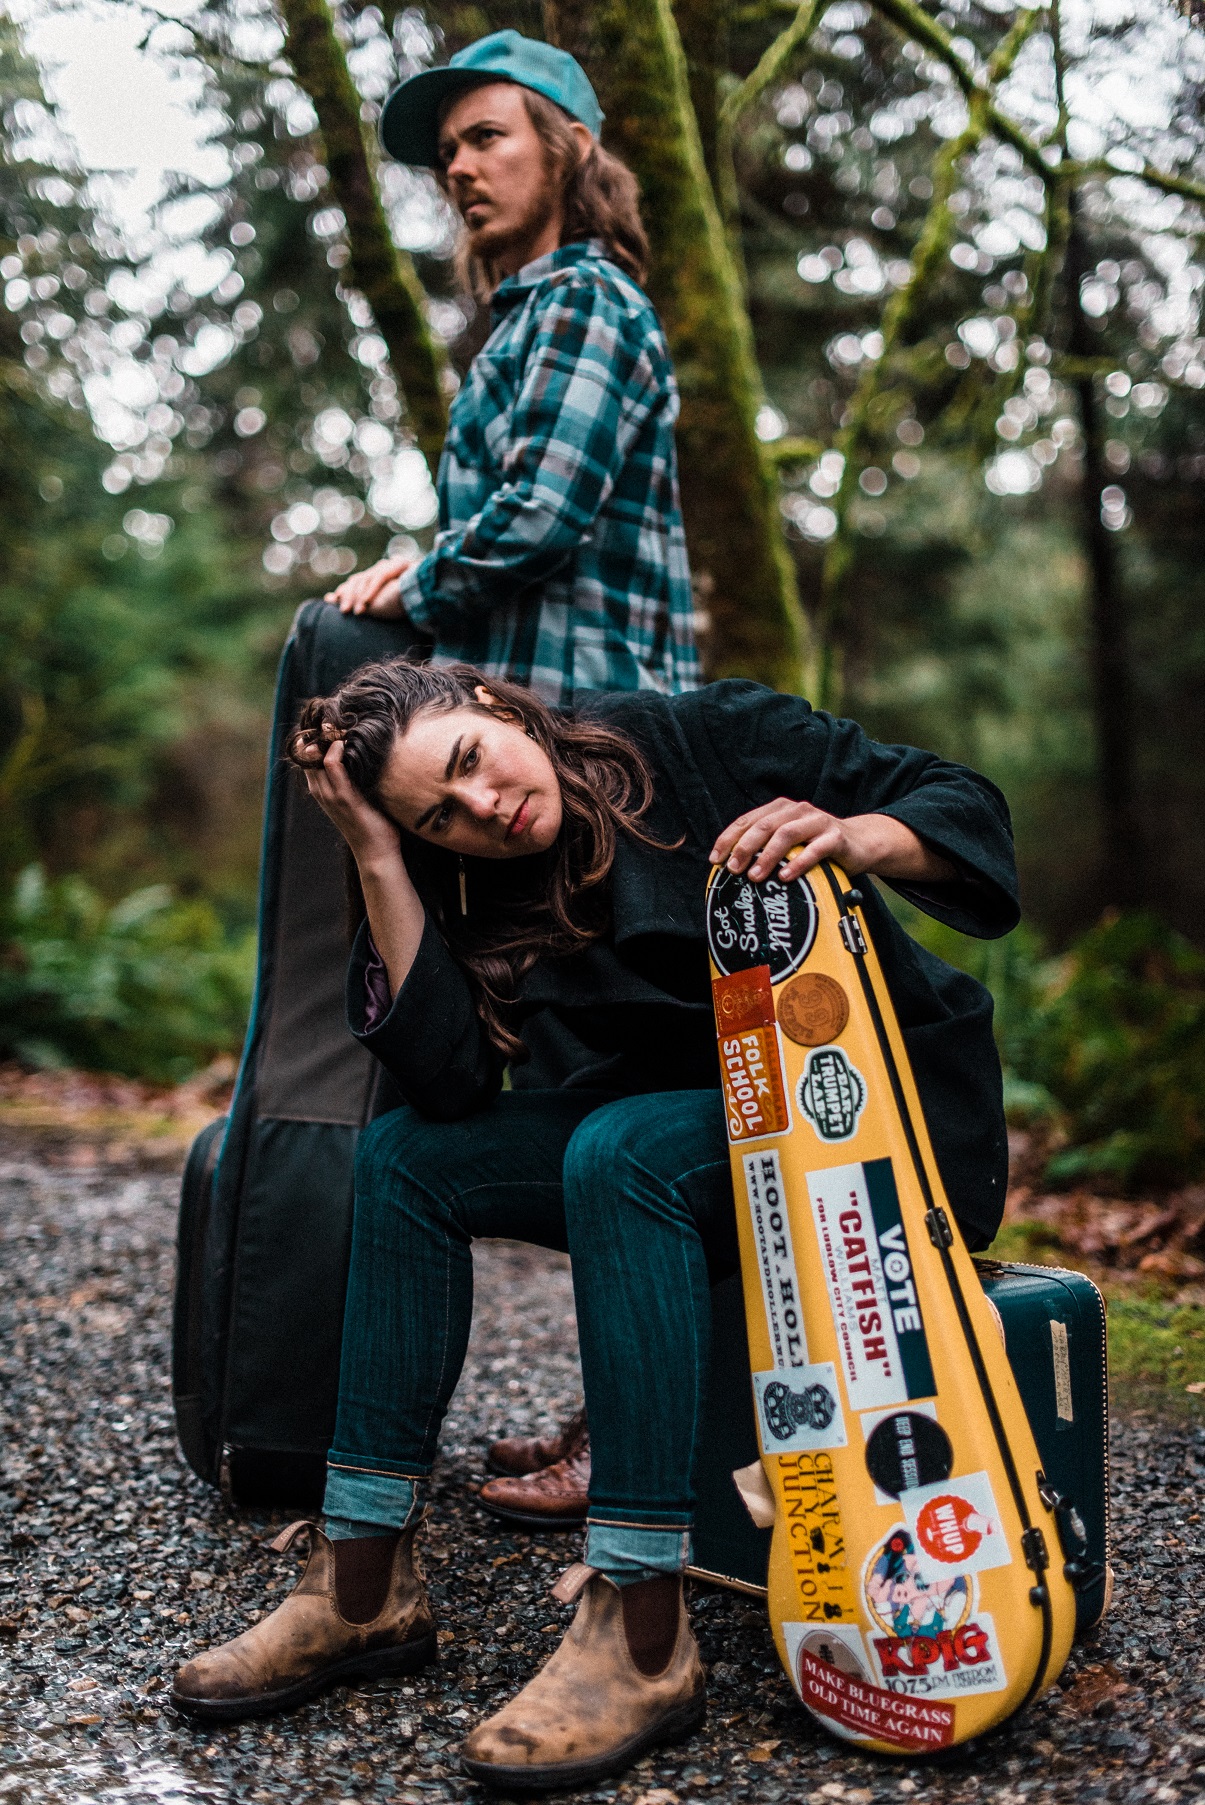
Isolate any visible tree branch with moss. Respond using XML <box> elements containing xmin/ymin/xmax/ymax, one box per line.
<box><xmin>278</xmin><ymin>0</ymin><xmax>449</xmax><ymax>475</ymax></box>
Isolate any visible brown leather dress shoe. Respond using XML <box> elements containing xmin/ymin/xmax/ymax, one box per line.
<box><xmin>171</xmin><ymin>1519</ymin><xmax>435</xmax><ymax>1723</ymax></box>
<box><xmin>479</xmin><ymin>1441</ymin><xmax>590</xmax><ymax>1529</ymax></box>
<box><xmin>461</xmin><ymin>1565</ymin><xmax>705</xmax><ymax>1791</ymax></box>
<box><xmin>486</xmin><ymin>1405</ymin><xmax>588</xmax><ymax>1477</ymax></box>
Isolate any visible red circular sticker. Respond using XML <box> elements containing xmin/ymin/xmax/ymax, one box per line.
<box><xmin>914</xmin><ymin>1493</ymin><xmax>991</xmax><ymax>1565</ymax></box>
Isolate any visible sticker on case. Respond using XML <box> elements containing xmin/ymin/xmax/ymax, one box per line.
<box><xmin>806</xmin><ymin>1158</ymin><xmax>936</xmax><ymax>1411</ymax></box>
<box><xmin>902</xmin><ymin>1471</ymin><xmax>1013</xmax><ymax>1579</ymax></box>
<box><xmin>777</xmin><ymin>972</ymin><xmax>850</xmax><ymax>1047</ymax></box>
<box><xmin>721</xmin><ymin>1024</ymin><xmax>790</xmax><ymax>1142</ymax></box>
<box><xmin>742</xmin><ymin>1150</ymin><xmax>809</xmax><ymax>1369</ymax></box>
<box><xmin>797</xmin><ymin>1047</ymin><xmax>866</xmax><ymax>1143</ymax></box>
<box><xmin>754</xmin><ymin>1363</ymin><xmax>847</xmax><ymax>1453</ymax></box>
<box><xmin>778</xmin><ymin>1450</ymin><xmax>859</xmax><ymax>1622</ymax></box>
<box><xmin>707</xmin><ymin>866</ymin><xmax>819</xmax><ymax>980</ymax></box>
<box><xmin>795</xmin><ymin>1640</ymin><xmax>956</xmax><ymax>1749</ymax></box>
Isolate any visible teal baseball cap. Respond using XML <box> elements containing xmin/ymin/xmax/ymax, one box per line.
<box><xmin>380</xmin><ymin>30</ymin><xmax>603</xmax><ymax>168</ymax></box>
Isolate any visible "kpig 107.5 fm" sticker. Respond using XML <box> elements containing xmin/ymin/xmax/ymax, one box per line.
<box><xmin>862</xmin><ymin>1525</ymin><xmax>1008</xmax><ymax>1701</ymax></box>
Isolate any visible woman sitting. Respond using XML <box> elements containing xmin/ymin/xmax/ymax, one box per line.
<box><xmin>172</xmin><ymin>661</ymin><xmax>1018</xmax><ymax>1791</ymax></box>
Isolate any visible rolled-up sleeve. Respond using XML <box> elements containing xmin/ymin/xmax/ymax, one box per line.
<box><xmin>398</xmin><ymin>275</ymin><xmax>657</xmax><ymax>627</ymax></box>
<box><xmin>346</xmin><ymin>917</ymin><xmax>505</xmax><ymax>1118</ymax></box>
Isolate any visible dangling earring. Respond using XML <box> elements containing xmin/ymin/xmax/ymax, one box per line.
<box><xmin>458</xmin><ymin>855</ymin><xmax>468</xmax><ymax>917</ymax></box>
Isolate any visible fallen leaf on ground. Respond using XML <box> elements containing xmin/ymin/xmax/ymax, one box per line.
<box><xmin>748</xmin><ymin>1739</ymin><xmax>782</xmax><ymax>1761</ymax></box>
<box><xmin>1186</xmin><ymin>1381</ymin><xmax>1205</xmax><ymax>1394</ymax></box>
<box><xmin>1061</xmin><ymin>1662</ymin><xmax>1130</xmax><ymax>1714</ymax></box>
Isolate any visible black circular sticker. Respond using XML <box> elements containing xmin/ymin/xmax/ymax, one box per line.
<box><xmin>864</xmin><ymin>1412</ymin><xmax>953</xmax><ymax>1498</ymax></box>
<box><xmin>706</xmin><ymin>867</ymin><xmax>819</xmax><ymax>981</ymax></box>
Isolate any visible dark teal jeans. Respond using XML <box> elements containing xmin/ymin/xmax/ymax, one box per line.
<box><xmin>326</xmin><ymin>1089</ymin><xmax>738</xmax><ymax>1547</ymax></box>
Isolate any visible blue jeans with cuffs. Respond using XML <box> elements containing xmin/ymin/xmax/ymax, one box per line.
<box><xmin>323</xmin><ymin>1089</ymin><xmax>738</xmax><ymax>1580</ymax></box>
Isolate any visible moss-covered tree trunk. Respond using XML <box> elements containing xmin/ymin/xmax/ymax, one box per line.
<box><xmin>279</xmin><ymin>0</ymin><xmax>449</xmax><ymax>474</ymax></box>
<box><xmin>671</xmin><ymin>0</ymin><xmax>728</xmax><ymax>197</ymax></box>
<box><xmin>549</xmin><ymin>0</ymin><xmax>804</xmax><ymax>685</ymax></box>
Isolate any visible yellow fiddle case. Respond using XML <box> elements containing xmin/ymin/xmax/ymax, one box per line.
<box><xmin>706</xmin><ymin>859</ymin><xmax>1076</xmax><ymax>1753</ymax></box>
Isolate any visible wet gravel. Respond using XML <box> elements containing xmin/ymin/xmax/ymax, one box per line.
<box><xmin>1</xmin><ymin>1143</ymin><xmax>1204</xmax><ymax>1805</ymax></box>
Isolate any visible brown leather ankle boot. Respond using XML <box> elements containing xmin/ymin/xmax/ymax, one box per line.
<box><xmin>478</xmin><ymin>1438</ymin><xmax>590</xmax><ymax>1529</ymax></box>
<box><xmin>460</xmin><ymin>1565</ymin><xmax>705</xmax><ymax>1791</ymax></box>
<box><xmin>171</xmin><ymin>1519</ymin><xmax>435</xmax><ymax>1723</ymax></box>
<box><xmin>486</xmin><ymin>1405</ymin><xmax>588</xmax><ymax>1477</ymax></box>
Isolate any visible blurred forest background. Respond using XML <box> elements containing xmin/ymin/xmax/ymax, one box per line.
<box><xmin>2</xmin><ymin>0</ymin><xmax>1204</xmax><ymax>1198</ymax></box>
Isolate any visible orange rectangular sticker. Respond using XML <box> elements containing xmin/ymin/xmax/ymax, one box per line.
<box><xmin>720</xmin><ymin>1024</ymin><xmax>790</xmax><ymax>1141</ymax></box>
<box><xmin>712</xmin><ymin>966</ymin><xmax>776</xmax><ymax>1035</ymax></box>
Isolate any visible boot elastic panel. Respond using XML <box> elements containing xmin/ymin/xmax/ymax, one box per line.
<box><xmin>620</xmin><ymin>1574</ymin><xmax>681</xmax><ymax>1677</ymax></box>
<box><xmin>334</xmin><ymin>1533</ymin><xmax>402</xmax><ymax>1625</ymax></box>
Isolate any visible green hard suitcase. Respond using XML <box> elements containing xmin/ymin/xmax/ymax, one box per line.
<box><xmin>690</xmin><ymin>1259</ymin><xmax>1111</xmax><ymax>1637</ymax></box>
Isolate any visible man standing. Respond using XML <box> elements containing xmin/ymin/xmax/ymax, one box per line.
<box><xmin>326</xmin><ymin>31</ymin><xmax>700</xmax><ymax>703</ymax></box>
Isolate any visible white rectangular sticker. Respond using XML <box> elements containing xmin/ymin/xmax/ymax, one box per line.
<box><xmin>1051</xmin><ymin>1319</ymin><xmax>1074</xmax><ymax>1422</ymax></box>
<box><xmin>868</xmin><ymin>1609</ymin><xmax>1008</xmax><ymax>1700</ymax></box>
<box><xmin>807</xmin><ymin>1161</ymin><xmax>920</xmax><ymax>1411</ymax></box>
<box><xmin>902</xmin><ymin>1471</ymin><xmax>1013</xmax><ymax>1581</ymax></box>
<box><xmin>742</xmin><ymin>1150</ymin><xmax>809</xmax><ymax>1369</ymax></box>
<box><xmin>753</xmin><ymin>1364</ymin><xmax>847</xmax><ymax>1453</ymax></box>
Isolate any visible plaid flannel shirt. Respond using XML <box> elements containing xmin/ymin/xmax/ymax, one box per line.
<box><xmin>399</xmin><ymin>242</ymin><xmax>701</xmax><ymax>703</ymax></box>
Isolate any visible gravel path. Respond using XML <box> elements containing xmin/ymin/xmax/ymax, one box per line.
<box><xmin>1</xmin><ymin>1146</ymin><xmax>1203</xmax><ymax>1805</ymax></box>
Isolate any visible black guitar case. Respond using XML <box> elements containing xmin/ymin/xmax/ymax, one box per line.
<box><xmin>173</xmin><ymin>599</ymin><xmax>413</xmax><ymax>1505</ymax></box>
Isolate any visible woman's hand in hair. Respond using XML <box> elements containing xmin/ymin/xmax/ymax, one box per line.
<box><xmin>324</xmin><ymin>554</ymin><xmax>415</xmax><ymax>619</ymax></box>
<box><xmin>301</xmin><ymin>736</ymin><xmax>403</xmax><ymax>868</ymax></box>
<box><xmin>711</xmin><ymin>800</ymin><xmax>956</xmax><ymax>887</ymax></box>
<box><xmin>303</xmin><ymin>736</ymin><xmax>427</xmax><ymax>1001</ymax></box>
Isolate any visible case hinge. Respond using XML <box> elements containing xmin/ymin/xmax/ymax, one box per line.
<box><xmin>925</xmin><ymin>1206</ymin><xmax>954</xmax><ymax>1249</ymax></box>
<box><xmin>839</xmin><ymin>913</ymin><xmax>867</xmax><ymax>956</ymax></box>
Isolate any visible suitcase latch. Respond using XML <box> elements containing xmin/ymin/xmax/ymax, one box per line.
<box><xmin>925</xmin><ymin>1206</ymin><xmax>954</xmax><ymax>1249</ymax></box>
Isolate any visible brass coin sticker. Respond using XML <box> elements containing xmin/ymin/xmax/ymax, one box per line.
<box><xmin>777</xmin><ymin>972</ymin><xmax>850</xmax><ymax>1046</ymax></box>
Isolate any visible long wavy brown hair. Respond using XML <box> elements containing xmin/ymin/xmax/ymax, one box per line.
<box><xmin>438</xmin><ymin>85</ymin><xmax>649</xmax><ymax>296</ymax></box>
<box><xmin>288</xmin><ymin>660</ymin><xmax>664</xmax><ymax>1059</ymax></box>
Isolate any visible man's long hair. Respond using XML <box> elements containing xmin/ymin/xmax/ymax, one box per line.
<box><xmin>288</xmin><ymin>660</ymin><xmax>662</xmax><ymax>1059</ymax></box>
<box><xmin>441</xmin><ymin>86</ymin><xmax>649</xmax><ymax>296</ymax></box>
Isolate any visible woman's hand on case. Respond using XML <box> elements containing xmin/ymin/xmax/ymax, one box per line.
<box><xmin>710</xmin><ymin>800</ymin><xmax>955</xmax><ymax>885</ymax></box>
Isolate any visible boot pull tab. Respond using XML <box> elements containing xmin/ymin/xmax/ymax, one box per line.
<box><xmin>551</xmin><ymin>1561</ymin><xmax>597</xmax><ymax>1604</ymax></box>
<box><xmin>267</xmin><ymin>1519</ymin><xmax>317</xmax><ymax>1554</ymax></box>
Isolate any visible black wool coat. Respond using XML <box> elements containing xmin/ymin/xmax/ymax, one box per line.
<box><xmin>348</xmin><ymin>681</ymin><xmax>1020</xmax><ymax>1249</ymax></box>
